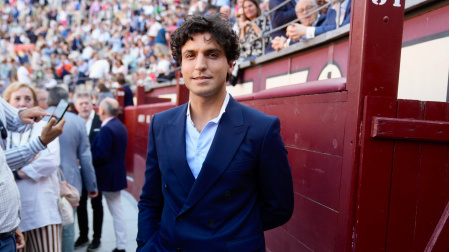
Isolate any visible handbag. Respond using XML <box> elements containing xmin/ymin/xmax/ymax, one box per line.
<box><xmin>59</xmin><ymin>196</ymin><xmax>74</xmax><ymax>226</ymax></box>
<box><xmin>58</xmin><ymin>168</ymin><xmax>80</xmax><ymax>208</ymax></box>
<box><xmin>51</xmin><ymin>168</ymin><xmax>80</xmax><ymax>226</ymax></box>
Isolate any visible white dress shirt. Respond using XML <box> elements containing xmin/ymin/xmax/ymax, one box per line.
<box><xmin>186</xmin><ymin>93</ymin><xmax>230</xmax><ymax>179</ymax></box>
<box><xmin>9</xmin><ymin>121</ymin><xmax>62</xmax><ymax>232</ymax></box>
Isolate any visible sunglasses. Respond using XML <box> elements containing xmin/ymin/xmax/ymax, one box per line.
<box><xmin>0</xmin><ymin>120</ymin><xmax>7</xmax><ymax>140</ymax></box>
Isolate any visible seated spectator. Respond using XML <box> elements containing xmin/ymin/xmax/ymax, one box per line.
<box><xmin>112</xmin><ymin>59</ymin><xmax>128</xmax><ymax>76</ymax></box>
<box><xmin>269</xmin><ymin>0</ymin><xmax>297</xmax><ymax>39</ymax></box>
<box><xmin>271</xmin><ymin>0</ymin><xmax>326</xmax><ymax>51</ymax></box>
<box><xmin>96</xmin><ymin>83</ymin><xmax>114</xmax><ymax>106</ymax></box>
<box><xmin>155</xmin><ymin>54</ymin><xmax>175</xmax><ymax>83</ymax></box>
<box><xmin>219</xmin><ymin>5</ymin><xmax>236</xmax><ymax>25</ymax></box>
<box><xmin>316</xmin><ymin>0</ymin><xmax>331</xmax><ymax>15</ymax></box>
<box><xmin>115</xmin><ymin>73</ymin><xmax>134</xmax><ymax>107</ymax></box>
<box><xmin>239</xmin><ymin>0</ymin><xmax>271</xmax><ymax>60</ymax></box>
<box><xmin>286</xmin><ymin>0</ymin><xmax>351</xmax><ymax>41</ymax></box>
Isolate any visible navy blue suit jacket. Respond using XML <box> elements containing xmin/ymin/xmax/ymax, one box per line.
<box><xmin>91</xmin><ymin>117</ymin><xmax>128</xmax><ymax>192</ymax></box>
<box><xmin>315</xmin><ymin>0</ymin><xmax>351</xmax><ymax>36</ymax></box>
<box><xmin>269</xmin><ymin>0</ymin><xmax>297</xmax><ymax>39</ymax></box>
<box><xmin>137</xmin><ymin>96</ymin><xmax>294</xmax><ymax>251</ymax></box>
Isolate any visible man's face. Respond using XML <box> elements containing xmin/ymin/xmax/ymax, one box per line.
<box><xmin>296</xmin><ymin>0</ymin><xmax>318</xmax><ymax>27</ymax></box>
<box><xmin>74</xmin><ymin>96</ymin><xmax>93</xmax><ymax>120</ymax></box>
<box><xmin>180</xmin><ymin>33</ymin><xmax>233</xmax><ymax>100</ymax></box>
<box><xmin>37</xmin><ymin>91</ymin><xmax>48</xmax><ymax>110</ymax></box>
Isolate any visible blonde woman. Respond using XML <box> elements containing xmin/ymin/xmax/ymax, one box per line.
<box><xmin>3</xmin><ymin>83</ymin><xmax>62</xmax><ymax>252</ymax></box>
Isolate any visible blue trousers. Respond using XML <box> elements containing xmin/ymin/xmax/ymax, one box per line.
<box><xmin>0</xmin><ymin>234</ymin><xmax>16</xmax><ymax>252</ymax></box>
<box><xmin>62</xmin><ymin>210</ymin><xmax>77</xmax><ymax>252</ymax></box>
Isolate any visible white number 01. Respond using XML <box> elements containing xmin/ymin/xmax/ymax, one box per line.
<box><xmin>372</xmin><ymin>0</ymin><xmax>401</xmax><ymax>7</ymax></box>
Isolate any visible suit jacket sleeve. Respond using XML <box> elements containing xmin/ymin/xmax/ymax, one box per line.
<box><xmin>258</xmin><ymin>116</ymin><xmax>294</xmax><ymax>230</ymax></box>
<box><xmin>269</xmin><ymin>0</ymin><xmax>297</xmax><ymax>38</ymax></box>
<box><xmin>137</xmin><ymin>114</ymin><xmax>164</xmax><ymax>250</ymax></box>
<box><xmin>78</xmin><ymin>120</ymin><xmax>97</xmax><ymax>191</ymax></box>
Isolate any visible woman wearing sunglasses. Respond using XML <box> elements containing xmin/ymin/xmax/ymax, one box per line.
<box><xmin>3</xmin><ymin>83</ymin><xmax>62</xmax><ymax>252</ymax></box>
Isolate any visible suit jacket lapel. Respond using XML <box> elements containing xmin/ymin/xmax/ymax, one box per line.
<box><xmin>89</xmin><ymin>114</ymin><xmax>102</xmax><ymax>142</ymax></box>
<box><xmin>180</xmin><ymin>97</ymin><xmax>248</xmax><ymax>214</ymax></box>
<box><xmin>165</xmin><ymin>104</ymin><xmax>196</xmax><ymax>196</ymax></box>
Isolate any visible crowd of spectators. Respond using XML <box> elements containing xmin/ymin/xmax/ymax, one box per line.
<box><xmin>0</xmin><ymin>0</ymin><xmax>350</xmax><ymax>104</ymax></box>
<box><xmin>0</xmin><ymin>0</ymin><xmax>191</xmax><ymax>103</ymax></box>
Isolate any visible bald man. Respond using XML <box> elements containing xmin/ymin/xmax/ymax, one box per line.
<box><xmin>91</xmin><ymin>98</ymin><xmax>128</xmax><ymax>252</ymax></box>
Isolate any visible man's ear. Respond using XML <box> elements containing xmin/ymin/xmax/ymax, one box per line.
<box><xmin>228</xmin><ymin>60</ymin><xmax>235</xmax><ymax>74</ymax></box>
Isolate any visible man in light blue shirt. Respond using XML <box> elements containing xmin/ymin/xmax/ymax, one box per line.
<box><xmin>137</xmin><ymin>14</ymin><xmax>294</xmax><ymax>251</ymax></box>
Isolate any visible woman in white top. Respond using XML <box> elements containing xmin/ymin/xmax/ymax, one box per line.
<box><xmin>3</xmin><ymin>82</ymin><xmax>62</xmax><ymax>252</ymax></box>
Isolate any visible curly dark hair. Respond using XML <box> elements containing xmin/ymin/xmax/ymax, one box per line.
<box><xmin>170</xmin><ymin>14</ymin><xmax>240</xmax><ymax>65</ymax></box>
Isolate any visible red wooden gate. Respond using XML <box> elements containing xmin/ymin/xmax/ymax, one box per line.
<box><xmin>355</xmin><ymin>97</ymin><xmax>449</xmax><ymax>250</ymax></box>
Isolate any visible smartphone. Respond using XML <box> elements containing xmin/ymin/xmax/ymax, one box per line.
<box><xmin>44</xmin><ymin>99</ymin><xmax>69</xmax><ymax>124</ymax></box>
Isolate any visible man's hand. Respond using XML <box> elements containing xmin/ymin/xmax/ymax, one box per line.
<box><xmin>15</xmin><ymin>228</ymin><xmax>25</xmax><ymax>249</ymax></box>
<box><xmin>271</xmin><ymin>36</ymin><xmax>288</xmax><ymax>51</ymax></box>
<box><xmin>39</xmin><ymin>117</ymin><xmax>65</xmax><ymax>146</ymax></box>
<box><xmin>286</xmin><ymin>23</ymin><xmax>307</xmax><ymax>41</ymax></box>
<box><xmin>88</xmin><ymin>191</ymin><xmax>99</xmax><ymax>198</ymax></box>
<box><xmin>18</xmin><ymin>107</ymin><xmax>50</xmax><ymax>124</ymax></box>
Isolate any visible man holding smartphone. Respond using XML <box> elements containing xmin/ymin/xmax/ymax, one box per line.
<box><xmin>0</xmin><ymin>98</ymin><xmax>65</xmax><ymax>251</ymax></box>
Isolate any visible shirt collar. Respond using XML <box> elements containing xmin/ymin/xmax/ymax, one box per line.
<box><xmin>101</xmin><ymin>116</ymin><xmax>114</xmax><ymax>127</ymax></box>
<box><xmin>186</xmin><ymin>92</ymin><xmax>230</xmax><ymax>123</ymax></box>
<box><xmin>88</xmin><ymin>110</ymin><xmax>95</xmax><ymax>121</ymax></box>
<box><xmin>333</xmin><ymin>0</ymin><xmax>349</xmax><ymax>10</ymax></box>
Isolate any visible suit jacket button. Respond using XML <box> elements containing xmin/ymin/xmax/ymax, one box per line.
<box><xmin>177</xmin><ymin>216</ymin><xmax>183</xmax><ymax>222</ymax></box>
<box><xmin>208</xmin><ymin>219</ymin><xmax>215</xmax><ymax>227</ymax></box>
<box><xmin>224</xmin><ymin>191</ymin><xmax>231</xmax><ymax>197</ymax></box>
<box><xmin>164</xmin><ymin>184</ymin><xmax>169</xmax><ymax>190</ymax></box>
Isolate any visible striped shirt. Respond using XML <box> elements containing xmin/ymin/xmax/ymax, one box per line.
<box><xmin>0</xmin><ymin>98</ymin><xmax>46</xmax><ymax>233</ymax></box>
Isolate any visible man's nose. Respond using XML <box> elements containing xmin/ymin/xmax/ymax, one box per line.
<box><xmin>195</xmin><ymin>54</ymin><xmax>207</xmax><ymax>71</ymax></box>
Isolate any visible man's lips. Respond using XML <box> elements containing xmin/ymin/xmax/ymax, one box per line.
<box><xmin>192</xmin><ymin>76</ymin><xmax>212</xmax><ymax>80</ymax></box>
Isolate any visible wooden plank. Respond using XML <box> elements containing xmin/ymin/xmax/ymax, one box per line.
<box><xmin>265</xmin><ymin>227</ymin><xmax>312</xmax><ymax>252</ymax></box>
<box><xmin>282</xmin><ymin>193</ymin><xmax>338</xmax><ymax>252</ymax></box>
<box><xmin>414</xmin><ymin>102</ymin><xmax>448</xmax><ymax>251</ymax></box>
<box><xmin>386</xmin><ymin>99</ymin><xmax>423</xmax><ymax>251</ymax></box>
<box><xmin>288</xmin><ymin>147</ymin><xmax>342</xmax><ymax>210</ymax></box>
<box><xmin>371</xmin><ymin>117</ymin><xmax>449</xmax><ymax>142</ymax></box>
<box><xmin>353</xmin><ymin>96</ymin><xmax>397</xmax><ymax>251</ymax></box>
<box><xmin>262</xmin><ymin>99</ymin><xmax>346</xmax><ymax>156</ymax></box>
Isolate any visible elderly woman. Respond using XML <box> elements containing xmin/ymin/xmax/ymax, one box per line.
<box><xmin>3</xmin><ymin>82</ymin><xmax>62</xmax><ymax>252</ymax></box>
<box><xmin>239</xmin><ymin>0</ymin><xmax>271</xmax><ymax>60</ymax></box>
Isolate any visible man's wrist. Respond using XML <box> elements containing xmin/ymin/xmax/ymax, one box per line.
<box><xmin>13</xmin><ymin>170</ymin><xmax>21</xmax><ymax>180</ymax></box>
<box><xmin>38</xmin><ymin>136</ymin><xmax>47</xmax><ymax>147</ymax></box>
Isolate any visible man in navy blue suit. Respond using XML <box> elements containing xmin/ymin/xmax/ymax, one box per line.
<box><xmin>137</xmin><ymin>14</ymin><xmax>294</xmax><ymax>251</ymax></box>
<box><xmin>91</xmin><ymin>97</ymin><xmax>128</xmax><ymax>252</ymax></box>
